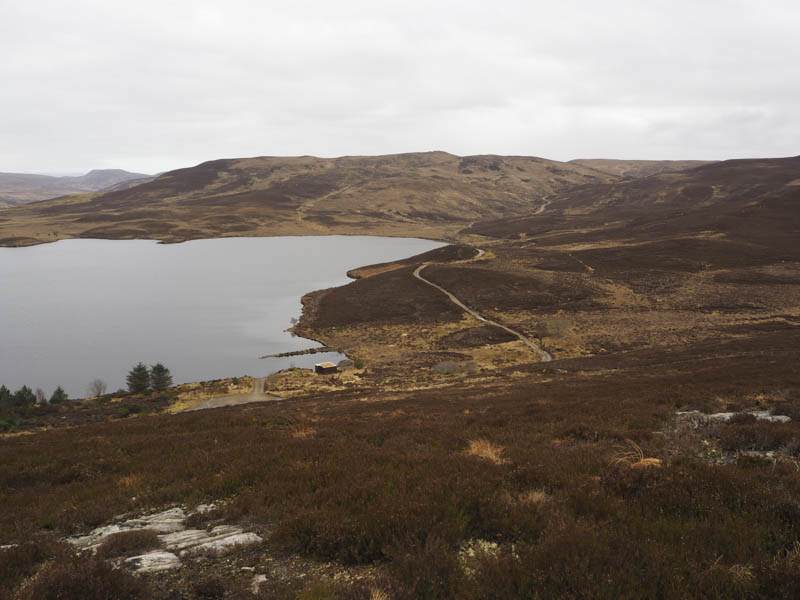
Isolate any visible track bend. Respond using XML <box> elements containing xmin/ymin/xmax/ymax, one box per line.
<box><xmin>413</xmin><ymin>252</ymin><xmax>552</xmax><ymax>362</ymax></box>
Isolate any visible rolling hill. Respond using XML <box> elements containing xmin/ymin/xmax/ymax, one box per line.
<box><xmin>470</xmin><ymin>156</ymin><xmax>800</xmax><ymax>263</ymax></box>
<box><xmin>0</xmin><ymin>169</ymin><xmax>152</xmax><ymax>206</ymax></box>
<box><xmin>0</xmin><ymin>152</ymin><xmax>616</xmax><ymax>246</ymax></box>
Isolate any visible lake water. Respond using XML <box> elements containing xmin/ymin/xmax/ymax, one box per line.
<box><xmin>0</xmin><ymin>236</ymin><xmax>444</xmax><ymax>398</ymax></box>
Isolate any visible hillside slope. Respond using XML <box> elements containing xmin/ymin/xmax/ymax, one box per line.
<box><xmin>569</xmin><ymin>158</ymin><xmax>716</xmax><ymax>178</ymax></box>
<box><xmin>0</xmin><ymin>169</ymin><xmax>151</xmax><ymax>206</ymax></box>
<box><xmin>470</xmin><ymin>156</ymin><xmax>800</xmax><ymax>262</ymax></box>
<box><xmin>0</xmin><ymin>152</ymin><xmax>616</xmax><ymax>246</ymax></box>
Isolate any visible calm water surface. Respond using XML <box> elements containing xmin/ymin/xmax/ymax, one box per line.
<box><xmin>0</xmin><ymin>236</ymin><xmax>443</xmax><ymax>397</ymax></box>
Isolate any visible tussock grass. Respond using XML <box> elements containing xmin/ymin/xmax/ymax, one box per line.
<box><xmin>369</xmin><ymin>588</ymin><xmax>391</xmax><ymax>600</ymax></box>
<box><xmin>612</xmin><ymin>439</ymin><xmax>662</xmax><ymax>468</ymax></box>
<box><xmin>464</xmin><ymin>438</ymin><xmax>508</xmax><ymax>465</ymax></box>
<box><xmin>517</xmin><ymin>489</ymin><xmax>551</xmax><ymax>505</ymax></box>
<box><xmin>290</xmin><ymin>425</ymin><xmax>317</xmax><ymax>439</ymax></box>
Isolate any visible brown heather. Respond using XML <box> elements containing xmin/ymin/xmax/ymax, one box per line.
<box><xmin>1</xmin><ymin>155</ymin><xmax>799</xmax><ymax>598</ymax></box>
<box><xmin>1</xmin><ymin>333</ymin><xmax>799</xmax><ymax>598</ymax></box>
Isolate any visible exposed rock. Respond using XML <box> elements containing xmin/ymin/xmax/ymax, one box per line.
<box><xmin>124</xmin><ymin>550</ymin><xmax>181</xmax><ymax>573</ymax></box>
<box><xmin>162</xmin><ymin>525</ymin><xmax>262</xmax><ymax>556</ymax></box>
<box><xmin>66</xmin><ymin>504</ymin><xmax>261</xmax><ymax>573</ymax></box>
<box><xmin>123</xmin><ymin>507</ymin><xmax>188</xmax><ymax>533</ymax></box>
<box><xmin>711</xmin><ymin>410</ymin><xmax>791</xmax><ymax>423</ymax></box>
<box><xmin>251</xmin><ymin>574</ymin><xmax>268</xmax><ymax>594</ymax></box>
<box><xmin>68</xmin><ymin>507</ymin><xmax>187</xmax><ymax>550</ymax></box>
<box><xmin>190</xmin><ymin>532</ymin><xmax>263</xmax><ymax>555</ymax></box>
<box><xmin>676</xmin><ymin>409</ymin><xmax>791</xmax><ymax>426</ymax></box>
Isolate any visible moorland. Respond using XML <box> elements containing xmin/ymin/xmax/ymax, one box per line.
<box><xmin>1</xmin><ymin>152</ymin><xmax>799</xmax><ymax>599</ymax></box>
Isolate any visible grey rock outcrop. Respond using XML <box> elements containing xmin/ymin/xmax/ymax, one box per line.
<box><xmin>66</xmin><ymin>504</ymin><xmax>262</xmax><ymax>573</ymax></box>
<box><xmin>123</xmin><ymin>551</ymin><xmax>181</xmax><ymax>573</ymax></box>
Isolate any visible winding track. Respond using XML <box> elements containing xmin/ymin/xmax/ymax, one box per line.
<box><xmin>413</xmin><ymin>253</ymin><xmax>553</xmax><ymax>362</ymax></box>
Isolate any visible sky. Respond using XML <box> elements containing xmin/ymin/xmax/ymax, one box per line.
<box><xmin>1</xmin><ymin>0</ymin><xmax>798</xmax><ymax>174</ymax></box>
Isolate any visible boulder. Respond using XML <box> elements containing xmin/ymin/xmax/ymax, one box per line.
<box><xmin>124</xmin><ymin>550</ymin><xmax>181</xmax><ymax>573</ymax></box>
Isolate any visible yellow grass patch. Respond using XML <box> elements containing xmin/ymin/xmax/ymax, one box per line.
<box><xmin>370</xmin><ymin>588</ymin><xmax>391</xmax><ymax>600</ymax></box>
<box><xmin>465</xmin><ymin>439</ymin><xmax>508</xmax><ymax>465</ymax></box>
<box><xmin>117</xmin><ymin>474</ymin><xmax>143</xmax><ymax>489</ymax></box>
<box><xmin>289</xmin><ymin>426</ymin><xmax>317</xmax><ymax>439</ymax></box>
<box><xmin>612</xmin><ymin>439</ymin><xmax>662</xmax><ymax>468</ymax></box>
<box><xmin>517</xmin><ymin>489</ymin><xmax>551</xmax><ymax>505</ymax></box>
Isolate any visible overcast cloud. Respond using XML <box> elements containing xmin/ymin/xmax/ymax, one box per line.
<box><xmin>1</xmin><ymin>0</ymin><xmax>798</xmax><ymax>174</ymax></box>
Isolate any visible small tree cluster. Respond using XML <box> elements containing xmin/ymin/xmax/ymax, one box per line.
<box><xmin>1</xmin><ymin>384</ymin><xmax>69</xmax><ymax>406</ymax></box>
<box><xmin>126</xmin><ymin>363</ymin><xmax>173</xmax><ymax>394</ymax></box>
<box><xmin>0</xmin><ymin>385</ymin><xmax>36</xmax><ymax>407</ymax></box>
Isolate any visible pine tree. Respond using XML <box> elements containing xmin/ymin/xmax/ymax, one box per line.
<box><xmin>49</xmin><ymin>386</ymin><xmax>68</xmax><ymax>404</ymax></box>
<box><xmin>126</xmin><ymin>362</ymin><xmax>151</xmax><ymax>394</ymax></box>
<box><xmin>149</xmin><ymin>363</ymin><xmax>173</xmax><ymax>392</ymax></box>
<box><xmin>13</xmin><ymin>385</ymin><xmax>36</xmax><ymax>406</ymax></box>
<box><xmin>0</xmin><ymin>385</ymin><xmax>11</xmax><ymax>406</ymax></box>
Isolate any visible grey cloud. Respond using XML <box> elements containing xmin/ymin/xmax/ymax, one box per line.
<box><xmin>1</xmin><ymin>0</ymin><xmax>798</xmax><ymax>173</ymax></box>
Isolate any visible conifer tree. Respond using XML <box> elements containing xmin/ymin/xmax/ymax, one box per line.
<box><xmin>126</xmin><ymin>362</ymin><xmax>151</xmax><ymax>394</ymax></box>
<box><xmin>0</xmin><ymin>385</ymin><xmax>11</xmax><ymax>406</ymax></box>
<box><xmin>149</xmin><ymin>363</ymin><xmax>173</xmax><ymax>392</ymax></box>
<box><xmin>13</xmin><ymin>385</ymin><xmax>36</xmax><ymax>406</ymax></box>
<box><xmin>49</xmin><ymin>386</ymin><xmax>68</xmax><ymax>404</ymax></box>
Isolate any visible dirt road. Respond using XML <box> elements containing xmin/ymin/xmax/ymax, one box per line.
<box><xmin>413</xmin><ymin>261</ymin><xmax>552</xmax><ymax>362</ymax></box>
<box><xmin>182</xmin><ymin>378</ymin><xmax>282</xmax><ymax>412</ymax></box>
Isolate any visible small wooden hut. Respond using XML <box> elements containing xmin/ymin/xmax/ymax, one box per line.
<box><xmin>314</xmin><ymin>362</ymin><xmax>338</xmax><ymax>375</ymax></box>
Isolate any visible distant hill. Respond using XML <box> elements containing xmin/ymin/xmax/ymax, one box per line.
<box><xmin>97</xmin><ymin>175</ymin><xmax>157</xmax><ymax>193</ymax></box>
<box><xmin>569</xmin><ymin>159</ymin><xmax>717</xmax><ymax>178</ymax></box>
<box><xmin>470</xmin><ymin>155</ymin><xmax>800</xmax><ymax>265</ymax></box>
<box><xmin>0</xmin><ymin>169</ymin><xmax>152</xmax><ymax>205</ymax></box>
<box><xmin>0</xmin><ymin>152</ymin><xmax>617</xmax><ymax>246</ymax></box>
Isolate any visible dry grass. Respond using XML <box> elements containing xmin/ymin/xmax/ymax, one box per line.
<box><xmin>116</xmin><ymin>474</ymin><xmax>143</xmax><ymax>490</ymax></box>
<box><xmin>517</xmin><ymin>489</ymin><xmax>551</xmax><ymax>505</ymax></box>
<box><xmin>612</xmin><ymin>439</ymin><xmax>662</xmax><ymax>469</ymax></box>
<box><xmin>290</xmin><ymin>425</ymin><xmax>317</xmax><ymax>439</ymax></box>
<box><xmin>370</xmin><ymin>587</ymin><xmax>391</xmax><ymax>600</ymax></box>
<box><xmin>464</xmin><ymin>439</ymin><xmax>508</xmax><ymax>465</ymax></box>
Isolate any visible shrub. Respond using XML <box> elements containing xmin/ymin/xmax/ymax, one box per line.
<box><xmin>193</xmin><ymin>574</ymin><xmax>227</xmax><ymax>599</ymax></box>
<box><xmin>118</xmin><ymin>403</ymin><xmax>143</xmax><ymax>418</ymax></box>
<box><xmin>185</xmin><ymin>508</ymin><xmax>222</xmax><ymax>530</ymax></box>
<box><xmin>17</xmin><ymin>553</ymin><xmax>148</xmax><ymax>599</ymax></box>
<box><xmin>718</xmin><ymin>421</ymin><xmax>798</xmax><ymax>453</ymax></box>
<box><xmin>354</xmin><ymin>359</ymin><xmax>364</xmax><ymax>369</ymax></box>
<box><xmin>535</xmin><ymin>317</ymin><xmax>569</xmax><ymax>339</ymax></box>
<box><xmin>386</xmin><ymin>535</ymin><xmax>461</xmax><ymax>600</ymax></box>
<box><xmin>297</xmin><ymin>581</ymin><xmax>341</xmax><ymax>600</ymax></box>
<box><xmin>432</xmin><ymin>361</ymin><xmax>460</xmax><ymax>375</ymax></box>
<box><xmin>95</xmin><ymin>529</ymin><xmax>163</xmax><ymax>559</ymax></box>
<box><xmin>0</xmin><ymin>537</ymin><xmax>68</xmax><ymax>595</ymax></box>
